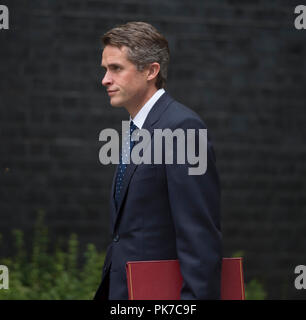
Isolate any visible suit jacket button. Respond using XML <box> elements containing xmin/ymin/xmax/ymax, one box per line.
<box><xmin>113</xmin><ymin>234</ymin><xmax>120</xmax><ymax>242</ymax></box>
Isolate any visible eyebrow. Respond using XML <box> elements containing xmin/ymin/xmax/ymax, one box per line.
<box><xmin>101</xmin><ymin>63</ymin><xmax>123</xmax><ymax>70</ymax></box>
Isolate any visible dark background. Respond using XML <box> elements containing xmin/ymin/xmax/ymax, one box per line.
<box><xmin>1</xmin><ymin>0</ymin><xmax>305</xmax><ymax>299</ymax></box>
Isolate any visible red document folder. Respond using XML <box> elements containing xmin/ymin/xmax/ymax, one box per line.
<box><xmin>126</xmin><ymin>258</ymin><xmax>245</xmax><ymax>300</ymax></box>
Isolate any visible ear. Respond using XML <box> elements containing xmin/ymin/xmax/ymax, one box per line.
<box><xmin>147</xmin><ymin>62</ymin><xmax>160</xmax><ymax>82</ymax></box>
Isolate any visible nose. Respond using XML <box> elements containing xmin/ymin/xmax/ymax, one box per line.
<box><xmin>102</xmin><ymin>70</ymin><xmax>113</xmax><ymax>87</ymax></box>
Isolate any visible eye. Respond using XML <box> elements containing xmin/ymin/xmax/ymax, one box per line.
<box><xmin>111</xmin><ymin>65</ymin><xmax>121</xmax><ymax>71</ymax></box>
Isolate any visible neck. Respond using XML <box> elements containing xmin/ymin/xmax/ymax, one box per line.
<box><xmin>126</xmin><ymin>86</ymin><xmax>158</xmax><ymax>119</ymax></box>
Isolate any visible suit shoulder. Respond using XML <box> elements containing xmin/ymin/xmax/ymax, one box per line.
<box><xmin>161</xmin><ymin>98</ymin><xmax>207</xmax><ymax>129</ymax></box>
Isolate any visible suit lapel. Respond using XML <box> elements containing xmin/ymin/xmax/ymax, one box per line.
<box><xmin>111</xmin><ymin>92</ymin><xmax>174</xmax><ymax>233</ymax></box>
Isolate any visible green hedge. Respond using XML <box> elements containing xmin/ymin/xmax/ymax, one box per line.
<box><xmin>0</xmin><ymin>212</ymin><xmax>105</xmax><ymax>300</ymax></box>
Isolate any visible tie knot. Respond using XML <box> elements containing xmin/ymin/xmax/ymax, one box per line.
<box><xmin>130</xmin><ymin>121</ymin><xmax>138</xmax><ymax>134</ymax></box>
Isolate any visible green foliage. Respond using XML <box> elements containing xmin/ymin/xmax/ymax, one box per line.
<box><xmin>231</xmin><ymin>251</ymin><xmax>267</xmax><ymax>300</ymax></box>
<box><xmin>0</xmin><ymin>211</ymin><xmax>105</xmax><ymax>300</ymax></box>
<box><xmin>245</xmin><ymin>279</ymin><xmax>267</xmax><ymax>300</ymax></box>
<box><xmin>0</xmin><ymin>215</ymin><xmax>268</xmax><ymax>300</ymax></box>
<box><xmin>231</xmin><ymin>250</ymin><xmax>245</xmax><ymax>258</ymax></box>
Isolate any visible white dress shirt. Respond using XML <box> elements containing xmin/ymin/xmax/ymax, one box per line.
<box><xmin>121</xmin><ymin>89</ymin><xmax>165</xmax><ymax>164</ymax></box>
<box><xmin>130</xmin><ymin>88</ymin><xmax>165</xmax><ymax>128</ymax></box>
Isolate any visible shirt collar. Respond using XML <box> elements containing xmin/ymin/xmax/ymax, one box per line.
<box><xmin>130</xmin><ymin>88</ymin><xmax>165</xmax><ymax>128</ymax></box>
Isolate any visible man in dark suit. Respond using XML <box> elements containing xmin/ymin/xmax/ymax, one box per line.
<box><xmin>94</xmin><ymin>21</ymin><xmax>222</xmax><ymax>300</ymax></box>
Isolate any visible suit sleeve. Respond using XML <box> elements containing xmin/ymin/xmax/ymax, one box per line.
<box><xmin>165</xmin><ymin>117</ymin><xmax>222</xmax><ymax>299</ymax></box>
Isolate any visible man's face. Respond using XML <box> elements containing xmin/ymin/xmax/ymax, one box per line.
<box><xmin>101</xmin><ymin>45</ymin><xmax>150</xmax><ymax>110</ymax></box>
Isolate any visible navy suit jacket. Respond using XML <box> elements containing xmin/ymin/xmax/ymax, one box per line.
<box><xmin>94</xmin><ymin>92</ymin><xmax>222</xmax><ymax>300</ymax></box>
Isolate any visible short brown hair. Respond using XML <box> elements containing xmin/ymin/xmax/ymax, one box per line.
<box><xmin>102</xmin><ymin>21</ymin><xmax>170</xmax><ymax>89</ymax></box>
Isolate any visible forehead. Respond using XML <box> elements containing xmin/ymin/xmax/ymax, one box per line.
<box><xmin>101</xmin><ymin>45</ymin><xmax>130</xmax><ymax>65</ymax></box>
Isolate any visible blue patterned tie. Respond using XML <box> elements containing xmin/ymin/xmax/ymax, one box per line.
<box><xmin>114</xmin><ymin>121</ymin><xmax>138</xmax><ymax>208</ymax></box>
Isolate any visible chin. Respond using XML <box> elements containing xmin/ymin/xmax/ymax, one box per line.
<box><xmin>110</xmin><ymin>98</ymin><xmax>124</xmax><ymax>108</ymax></box>
<box><xmin>110</xmin><ymin>104</ymin><xmax>123</xmax><ymax>108</ymax></box>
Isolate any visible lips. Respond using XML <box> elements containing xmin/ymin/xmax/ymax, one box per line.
<box><xmin>107</xmin><ymin>90</ymin><xmax>118</xmax><ymax>96</ymax></box>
